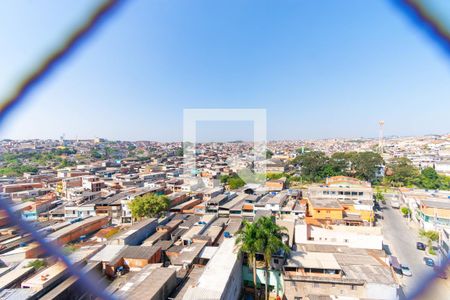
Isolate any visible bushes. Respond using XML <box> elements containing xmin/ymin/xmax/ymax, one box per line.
<box><xmin>384</xmin><ymin>158</ymin><xmax>450</xmax><ymax>190</ymax></box>
<box><xmin>401</xmin><ymin>207</ymin><xmax>411</xmax><ymax>216</ymax></box>
<box><xmin>419</xmin><ymin>229</ymin><xmax>439</xmax><ymax>256</ymax></box>
<box><xmin>26</xmin><ymin>259</ymin><xmax>46</xmax><ymax>270</ymax></box>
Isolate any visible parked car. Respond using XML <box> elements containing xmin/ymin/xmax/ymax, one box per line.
<box><xmin>375</xmin><ymin>212</ymin><xmax>383</xmax><ymax>220</ymax></box>
<box><xmin>433</xmin><ymin>266</ymin><xmax>448</xmax><ymax>279</ymax></box>
<box><xmin>401</xmin><ymin>265</ymin><xmax>412</xmax><ymax>276</ymax></box>
<box><xmin>416</xmin><ymin>242</ymin><xmax>426</xmax><ymax>251</ymax></box>
<box><xmin>390</xmin><ymin>200</ymin><xmax>400</xmax><ymax>209</ymax></box>
<box><xmin>423</xmin><ymin>257</ymin><xmax>435</xmax><ymax>267</ymax></box>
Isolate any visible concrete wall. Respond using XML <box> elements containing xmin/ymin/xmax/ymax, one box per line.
<box><xmin>221</xmin><ymin>255</ymin><xmax>242</xmax><ymax>300</ymax></box>
<box><xmin>284</xmin><ymin>280</ymin><xmax>365</xmax><ymax>300</ymax></box>
<box><xmin>295</xmin><ymin>223</ymin><xmax>383</xmax><ymax>250</ymax></box>
<box><xmin>365</xmin><ymin>283</ymin><xmax>398</xmax><ymax>300</ymax></box>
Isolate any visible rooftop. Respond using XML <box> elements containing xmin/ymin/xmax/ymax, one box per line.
<box><xmin>309</xmin><ymin>198</ymin><xmax>343</xmax><ymax>209</ymax></box>
<box><xmin>286</xmin><ymin>251</ymin><xmax>341</xmax><ymax>270</ymax></box>
<box><xmin>182</xmin><ymin>238</ymin><xmax>239</xmax><ymax>300</ymax></box>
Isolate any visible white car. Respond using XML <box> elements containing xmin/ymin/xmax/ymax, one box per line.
<box><xmin>401</xmin><ymin>265</ymin><xmax>412</xmax><ymax>276</ymax></box>
<box><xmin>390</xmin><ymin>200</ymin><xmax>400</xmax><ymax>209</ymax></box>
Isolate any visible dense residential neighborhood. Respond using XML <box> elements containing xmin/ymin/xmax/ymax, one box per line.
<box><xmin>0</xmin><ymin>135</ymin><xmax>448</xmax><ymax>299</ymax></box>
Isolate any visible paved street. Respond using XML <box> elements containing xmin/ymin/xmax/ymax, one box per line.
<box><xmin>381</xmin><ymin>200</ymin><xmax>449</xmax><ymax>299</ymax></box>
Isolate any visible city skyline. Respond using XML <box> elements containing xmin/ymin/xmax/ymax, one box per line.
<box><xmin>1</xmin><ymin>130</ymin><xmax>449</xmax><ymax>143</ymax></box>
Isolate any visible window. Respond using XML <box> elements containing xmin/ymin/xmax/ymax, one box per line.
<box><xmin>351</xmin><ymin>285</ymin><xmax>356</xmax><ymax>290</ymax></box>
<box><xmin>344</xmin><ymin>239</ymin><xmax>349</xmax><ymax>243</ymax></box>
<box><xmin>313</xmin><ymin>283</ymin><xmax>320</xmax><ymax>288</ymax></box>
<box><xmin>327</xmin><ymin>210</ymin><xmax>330</xmax><ymax>214</ymax></box>
<box><xmin>317</xmin><ymin>210</ymin><xmax>321</xmax><ymax>213</ymax></box>
<box><xmin>332</xmin><ymin>283</ymin><xmax>336</xmax><ymax>287</ymax></box>
<box><xmin>274</xmin><ymin>259</ymin><xmax>279</xmax><ymax>264</ymax></box>
<box><xmin>285</xmin><ymin>267</ymin><xmax>297</xmax><ymax>272</ymax></box>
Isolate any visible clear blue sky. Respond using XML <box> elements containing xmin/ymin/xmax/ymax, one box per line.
<box><xmin>1</xmin><ymin>0</ymin><xmax>449</xmax><ymax>142</ymax></box>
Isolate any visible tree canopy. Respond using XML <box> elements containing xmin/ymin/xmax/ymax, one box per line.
<box><xmin>384</xmin><ymin>157</ymin><xmax>419</xmax><ymax>187</ymax></box>
<box><xmin>220</xmin><ymin>174</ymin><xmax>246</xmax><ymax>189</ymax></box>
<box><xmin>128</xmin><ymin>193</ymin><xmax>170</xmax><ymax>219</ymax></box>
<box><xmin>384</xmin><ymin>158</ymin><xmax>450</xmax><ymax>190</ymax></box>
<box><xmin>292</xmin><ymin>151</ymin><xmax>384</xmax><ymax>183</ymax></box>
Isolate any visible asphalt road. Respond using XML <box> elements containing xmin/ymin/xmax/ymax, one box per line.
<box><xmin>381</xmin><ymin>200</ymin><xmax>449</xmax><ymax>299</ymax></box>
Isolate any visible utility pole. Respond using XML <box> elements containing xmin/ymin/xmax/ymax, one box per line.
<box><xmin>378</xmin><ymin>120</ymin><xmax>384</xmax><ymax>154</ymax></box>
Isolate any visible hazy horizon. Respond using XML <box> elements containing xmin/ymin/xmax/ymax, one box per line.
<box><xmin>2</xmin><ymin>130</ymin><xmax>449</xmax><ymax>144</ymax></box>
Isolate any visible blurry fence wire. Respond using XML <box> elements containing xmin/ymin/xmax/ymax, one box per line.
<box><xmin>0</xmin><ymin>0</ymin><xmax>123</xmax><ymax>126</ymax></box>
<box><xmin>0</xmin><ymin>0</ymin><xmax>449</xmax><ymax>299</ymax></box>
<box><xmin>393</xmin><ymin>0</ymin><xmax>450</xmax><ymax>298</ymax></box>
<box><xmin>394</xmin><ymin>0</ymin><xmax>450</xmax><ymax>55</ymax></box>
<box><xmin>0</xmin><ymin>199</ymin><xmax>115</xmax><ymax>300</ymax></box>
<box><xmin>0</xmin><ymin>0</ymin><xmax>123</xmax><ymax>299</ymax></box>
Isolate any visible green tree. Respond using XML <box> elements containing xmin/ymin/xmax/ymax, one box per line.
<box><xmin>349</xmin><ymin>152</ymin><xmax>384</xmax><ymax>183</ymax></box>
<box><xmin>228</xmin><ymin>177</ymin><xmax>246</xmax><ymax>190</ymax></box>
<box><xmin>90</xmin><ymin>148</ymin><xmax>103</xmax><ymax>159</ymax></box>
<box><xmin>221</xmin><ymin>173</ymin><xmax>247</xmax><ymax>189</ymax></box>
<box><xmin>175</xmin><ymin>147</ymin><xmax>184</xmax><ymax>157</ymax></box>
<box><xmin>58</xmin><ymin>159</ymin><xmax>76</xmax><ymax>169</ymax></box>
<box><xmin>220</xmin><ymin>175</ymin><xmax>230</xmax><ymax>184</ymax></box>
<box><xmin>419</xmin><ymin>167</ymin><xmax>444</xmax><ymax>190</ymax></box>
<box><xmin>128</xmin><ymin>194</ymin><xmax>170</xmax><ymax>220</ymax></box>
<box><xmin>329</xmin><ymin>152</ymin><xmax>351</xmax><ymax>175</ymax></box>
<box><xmin>419</xmin><ymin>229</ymin><xmax>439</xmax><ymax>255</ymax></box>
<box><xmin>266</xmin><ymin>150</ymin><xmax>274</xmax><ymax>159</ymax></box>
<box><xmin>292</xmin><ymin>151</ymin><xmax>383</xmax><ymax>183</ymax></box>
<box><xmin>374</xmin><ymin>188</ymin><xmax>385</xmax><ymax>203</ymax></box>
<box><xmin>401</xmin><ymin>207</ymin><xmax>411</xmax><ymax>216</ymax></box>
<box><xmin>235</xmin><ymin>220</ymin><xmax>262</xmax><ymax>300</ymax></box>
<box><xmin>385</xmin><ymin>157</ymin><xmax>419</xmax><ymax>187</ymax></box>
<box><xmin>293</xmin><ymin>151</ymin><xmax>329</xmax><ymax>182</ymax></box>
<box><xmin>256</xmin><ymin>217</ymin><xmax>290</xmax><ymax>300</ymax></box>
<box><xmin>266</xmin><ymin>173</ymin><xmax>285</xmax><ymax>180</ymax></box>
<box><xmin>27</xmin><ymin>259</ymin><xmax>47</xmax><ymax>270</ymax></box>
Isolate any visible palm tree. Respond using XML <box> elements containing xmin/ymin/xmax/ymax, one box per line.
<box><xmin>256</xmin><ymin>216</ymin><xmax>290</xmax><ymax>300</ymax></box>
<box><xmin>236</xmin><ymin>220</ymin><xmax>262</xmax><ymax>300</ymax></box>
